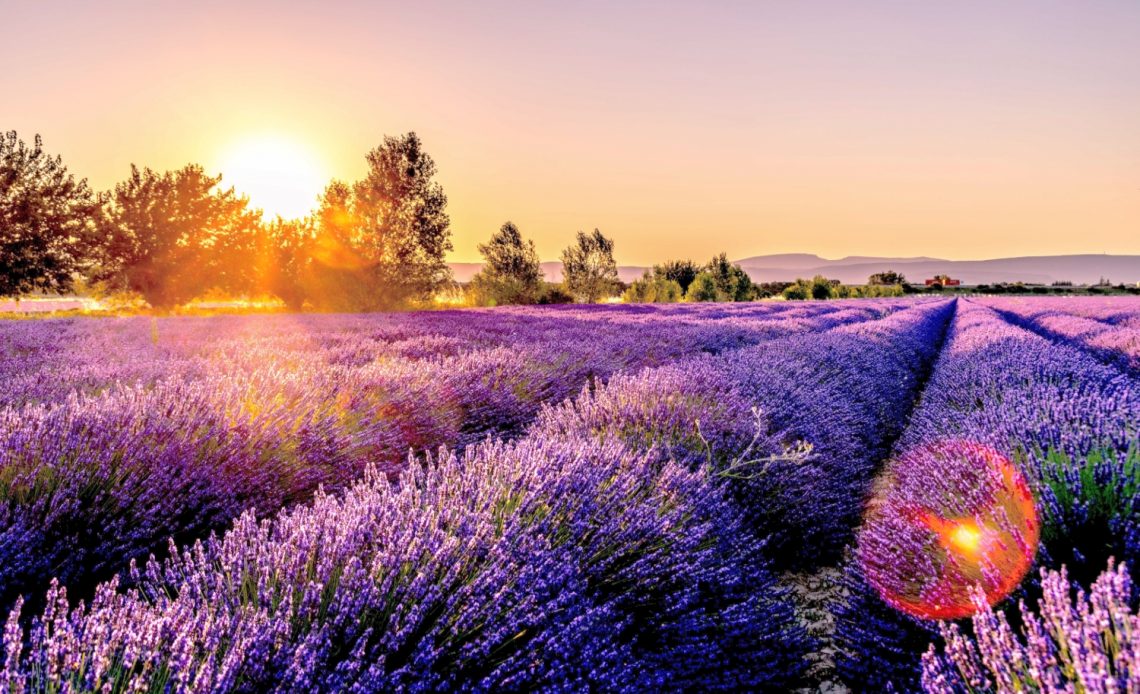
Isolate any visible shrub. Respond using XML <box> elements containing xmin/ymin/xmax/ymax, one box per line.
<box><xmin>921</xmin><ymin>561</ymin><xmax>1138</xmax><ymax>692</ymax></box>
<box><xmin>810</xmin><ymin>276</ymin><xmax>834</xmax><ymax>300</ymax></box>
<box><xmin>684</xmin><ymin>272</ymin><xmax>719</xmax><ymax>302</ymax></box>
<box><xmin>0</xmin><ymin>437</ymin><xmax>811</xmax><ymax>691</ymax></box>
<box><xmin>782</xmin><ymin>282</ymin><xmax>809</xmax><ymax>300</ymax></box>
<box><xmin>536</xmin><ymin>283</ymin><xmax>574</xmax><ymax>304</ymax></box>
<box><xmin>622</xmin><ymin>271</ymin><xmax>683</xmax><ymax>303</ymax></box>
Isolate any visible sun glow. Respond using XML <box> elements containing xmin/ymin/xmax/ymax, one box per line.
<box><xmin>217</xmin><ymin>135</ymin><xmax>327</xmax><ymax>220</ymax></box>
<box><xmin>945</xmin><ymin>522</ymin><xmax>982</xmax><ymax>555</ymax></box>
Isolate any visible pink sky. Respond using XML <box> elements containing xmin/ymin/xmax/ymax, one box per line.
<box><xmin>5</xmin><ymin>1</ymin><xmax>1139</xmax><ymax>263</ymax></box>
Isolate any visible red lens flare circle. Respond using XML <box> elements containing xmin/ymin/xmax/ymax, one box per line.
<box><xmin>857</xmin><ymin>441</ymin><xmax>1039</xmax><ymax>620</ymax></box>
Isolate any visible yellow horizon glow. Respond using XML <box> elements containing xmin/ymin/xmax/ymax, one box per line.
<box><xmin>215</xmin><ymin>135</ymin><xmax>328</xmax><ymax>220</ymax></box>
<box><xmin>7</xmin><ymin>3</ymin><xmax>1140</xmax><ymax>264</ymax></box>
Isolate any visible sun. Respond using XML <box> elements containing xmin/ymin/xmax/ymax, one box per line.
<box><xmin>217</xmin><ymin>135</ymin><xmax>327</xmax><ymax>220</ymax></box>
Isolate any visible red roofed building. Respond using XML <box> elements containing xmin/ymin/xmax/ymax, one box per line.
<box><xmin>925</xmin><ymin>274</ymin><xmax>961</xmax><ymax>286</ymax></box>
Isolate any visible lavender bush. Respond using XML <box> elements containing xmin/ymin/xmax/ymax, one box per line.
<box><xmin>1</xmin><ymin>301</ymin><xmax>904</xmax><ymax>614</ymax></box>
<box><xmin>921</xmin><ymin>561</ymin><xmax>1139</xmax><ymax>692</ymax></box>
<box><xmin>534</xmin><ymin>299</ymin><xmax>955</xmax><ymax>569</ymax></box>
<box><xmin>0</xmin><ymin>435</ymin><xmax>810</xmax><ymax>691</ymax></box>
<box><xmin>835</xmin><ymin>300</ymin><xmax>1140</xmax><ymax>691</ymax></box>
<box><xmin>3</xmin><ymin>296</ymin><xmax>1138</xmax><ymax>691</ymax></box>
<box><xmin>982</xmin><ymin>296</ymin><xmax>1140</xmax><ymax>374</ymax></box>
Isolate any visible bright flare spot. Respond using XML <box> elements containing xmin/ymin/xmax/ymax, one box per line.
<box><xmin>217</xmin><ymin>135</ymin><xmax>326</xmax><ymax>220</ymax></box>
<box><xmin>947</xmin><ymin>522</ymin><xmax>981</xmax><ymax>555</ymax></box>
<box><xmin>857</xmin><ymin>441</ymin><xmax>1040</xmax><ymax>621</ymax></box>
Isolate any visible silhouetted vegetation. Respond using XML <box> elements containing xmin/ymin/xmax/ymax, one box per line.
<box><xmin>868</xmin><ymin>270</ymin><xmax>906</xmax><ymax>286</ymax></box>
<box><xmin>255</xmin><ymin>216</ymin><xmax>316</xmax><ymax>311</ymax></box>
<box><xmin>468</xmin><ymin>221</ymin><xmax>543</xmax><ymax>305</ymax></box>
<box><xmin>624</xmin><ymin>253</ymin><xmax>757</xmax><ymax>304</ymax></box>
<box><xmin>6</xmin><ymin>130</ymin><xmax>1137</xmax><ymax>312</ymax></box>
<box><xmin>623</xmin><ymin>270</ymin><xmax>683</xmax><ymax>303</ymax></box>
<box><xmin>0</xmin><ymin>131</ymin><xmax>100</xmax><ymax>298</ymax></box>
<box><xmin>653</xmin><ymin>259</ymin><xmax>701</xmax><ymax>294</ymax></box>
<box><xmin>300</xmin><ymin>133</ymin><xmax>453</xmax><ymax>311</ymax></box>
<box><xmin>783</xmin><ymin>275</ymin><xmax>836</xmax><ymax>300</ymax></box>
<box><xmin>684</xmin><ymin>272</ymin><xmax>720</xmax><ymax>302</ymax></box>
<box><xmin>90</xmin><ymin>164</ymin><xmax>259</xmax><ymax>310</ymax></box>
<box><xmin>561</xmin><ymin>229</ymin><xmax>619</xmax><ymax>303</ymax></box>
<box><xmin>2</xmin><ymin>130</ymin><xmax>456</xmax><ymax>312</ymax></box>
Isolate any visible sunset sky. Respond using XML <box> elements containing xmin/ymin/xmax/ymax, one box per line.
<box><xmin>5</xmin><ymin>1</ymin><xmax>1139</xmax><ymax>264</ymax></box>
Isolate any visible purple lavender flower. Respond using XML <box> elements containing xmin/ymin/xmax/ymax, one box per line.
<box><xmin>921</xmin><ymin>561</ymin><xmax>1139</xmax><ymax>693</ymax></box>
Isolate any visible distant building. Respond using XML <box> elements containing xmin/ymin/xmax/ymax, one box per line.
<box><xmin>925</xmin><ymin>274</ymin><xmax>961</xmax><ymax>287</ymax></box>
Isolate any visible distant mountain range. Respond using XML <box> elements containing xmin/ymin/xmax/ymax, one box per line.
<box><xmin>449</xmin><ymin>254</ymin><xmax>1140</xmax><ymax>285</ymax></box>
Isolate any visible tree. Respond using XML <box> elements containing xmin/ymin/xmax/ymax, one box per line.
<box><xmin>1</xmin><ymin>131</ymin><xmax>100</xmax><ymax>298</ymax></box>
<box><xmin>299</xmin><ymin>134</ymin><xmax>454</xmax><ymax>311</ymax></box>
<box><xmin>468</xmin><ymin>221</ymin><xmax>543</xmax><ymax>305</ymax></box>
<box><xmin>868</xmin><ymin>270</ymin><xmax>906</xmax><ymax>286</ymax></box>
<box><xmin>685</xmin><ymin>272</ymin><xmax>720</xmax><ymax>302</ymax></box>
<box><xmin>810</xmin><ymin>275</ymin><xmax>835</xmax><ymax>300</ymax></box>
<box><xmin>623</xmin><ymin>270</ymin><xmax>683</xmax><ymax>303</ymax></box>
<box><xmin>92</xmin><ymin>164</ymin><xmax>260</xmax><ymax>309</ymax></box>
<box><xmin>705</xmin><ymin>252</ymin><xmax>755</xmax><ymax>301</ymax></box>
<box><xmin>653</xmin><ymin>259</ymin><xmax>701</xmax><ymax>294</ymax></box>
<box><xmin>782</xmin><ymin>282</ymin><xmax>809</xmax><ymax>300</ymax></box>
<box><xmin>352</xmin><ymin>133</ymin><xmax>453</xmax><ymax>308</ymax></box>
<box><xmin>256</xmin><ymin>216</ymin><xmax>316</xmax><ymax>311</ymax></box>
<box><xmin>561</xmin><ymin>228</ymin><xmax>618</xmax><ymax>303</ymax></box>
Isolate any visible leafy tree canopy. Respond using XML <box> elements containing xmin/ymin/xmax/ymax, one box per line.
<box><xmin>305</xmin><ymin>133</ymin><xmax>454</xmax><ymax>311</ymax></box>
<box><xmin>92</xmin><ymin>164</ymin><xmax>259</xmax><ymax>309</ymax></box>
<box><xmin>469</xmin><ymin>221</ymin><xmax>543</xmax><ymax>305</ymax></box>
<box><xmin>652</xmin><ymin>259</ymin><xmax>701</xmax><ymax>294</ymax></box>
<box><xmin>0</xmin><ymin>131</ymin><xmax>100</xmax><ymax>298</ymax></box>
<box><xmin>561</xmin><ymin>228</ymin><xmax>618</xmax><ymax>303</ymax></box>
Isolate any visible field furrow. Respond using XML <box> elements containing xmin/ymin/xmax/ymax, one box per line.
<box><xmin>832</xmin><ymin>299</ymin><xmax>1140</xmax><ymax>692</ymax></box>
<box><xmin>977</xmin><ymin>296</ymin><xmax>1140</xmax><ymax>375</ymax></box>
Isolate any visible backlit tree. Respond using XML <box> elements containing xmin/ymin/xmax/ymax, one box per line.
<box><xmin>561</xmin><ymin>228</ymin><xmax>618</xmax><ymax>303</ymax></box>
<box><xmin>469</xmin><ymin>221</ymin><xmax>543</xmax><ymax>305</ymax></box>
<box><xmin>0</xmin><ymin>131</ymin><xmax>100</xmax><ymax>298</ymax></box>
<box><xmin>93</xmin><ymin>164</ymin><xmax>259</xmax><ymax>309</ymax></box>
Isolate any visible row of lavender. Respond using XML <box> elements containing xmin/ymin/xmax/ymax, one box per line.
<box><xmin>978</xmin><ymin>295</ymin><xmax>1140</xmax><ymax>374</ymax></box>
<box><xmin>0</xmin><ymin>300</ymin><xmax>955</xmax><ymax>690</ymax></box>
<box><xmin>836</xmin><ymin>299</ymin><xmax>1140</xmax><ymax>691</ymax></box>
<box><xmin>0</xmin><ymin>301</ymin><xmax>906</xmax><ymax>619</ymax></box>
<box><xmin>0</xmin><ymin>301</ymin><xmax>884</xmax><ymax>408</ymax></box>
<box><xmin>534</xmin><ymin>298</ymin><xmax>956</xmax><ymax>567</ymax></box>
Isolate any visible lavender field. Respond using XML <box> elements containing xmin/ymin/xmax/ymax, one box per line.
<box><xmin>1</xmin><ymin>296</ymin><xmax>1139</xmax><ymax>692</ymax></box>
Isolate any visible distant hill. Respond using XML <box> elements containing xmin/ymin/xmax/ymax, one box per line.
<box><xmin>733</xmin><ymin>254</ymin><xmax>1140</xmax><ymax>285</ymax></box>
<box><xmin>451</xmin><ymin>254</ymin><xmax>1140</xmax><ymax>286</ymax></box>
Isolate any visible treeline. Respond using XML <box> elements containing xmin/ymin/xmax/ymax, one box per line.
<box><xmin>465</xmin><ymin>229</ymin><xmax>771</xmax><ymax>307</ymax></box>
<box><xmin>466</xmin><ymin>226</ymin><xmax>623</xmax><ymax>306</ymax></box>
<box><xmin>2</xmin><ymin>129</ymin><xmax>913</xmax><ymax>311</ymax></box>
<box><xmin>1</xmin><ymin>131</ymin><xmax>454</xmax><ymax>311</ymax></box>
<box><xmin>780</xmin><ymin>275</ymin><xmax>904</xmax><ymax>300</ymax></box>
<box><xmin>0</xmin><ymin>129</ymin><xmax>754</xmax><ymax>311</ymax></box>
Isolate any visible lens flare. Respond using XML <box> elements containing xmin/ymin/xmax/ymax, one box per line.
<box><xmin>946</xmin><ymin>521</ymin><xmax>981</xmax><ymax>554</ymax></box>
<box><xmin>857</xmin><ymin>441</ymin><xmax>1039</xmax><ymax>620</ymax></box>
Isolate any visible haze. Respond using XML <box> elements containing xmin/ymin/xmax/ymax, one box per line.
<box><xmin>4</xmin><ymin>0</ymin><xmax>1139</xmax><ymax>264</ymax></box>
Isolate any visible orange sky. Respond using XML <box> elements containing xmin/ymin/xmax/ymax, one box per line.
<box><xmin>5</xmin><ymin>1</ymin><xmax>1139</xmax><ymax>264</ymax></box>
